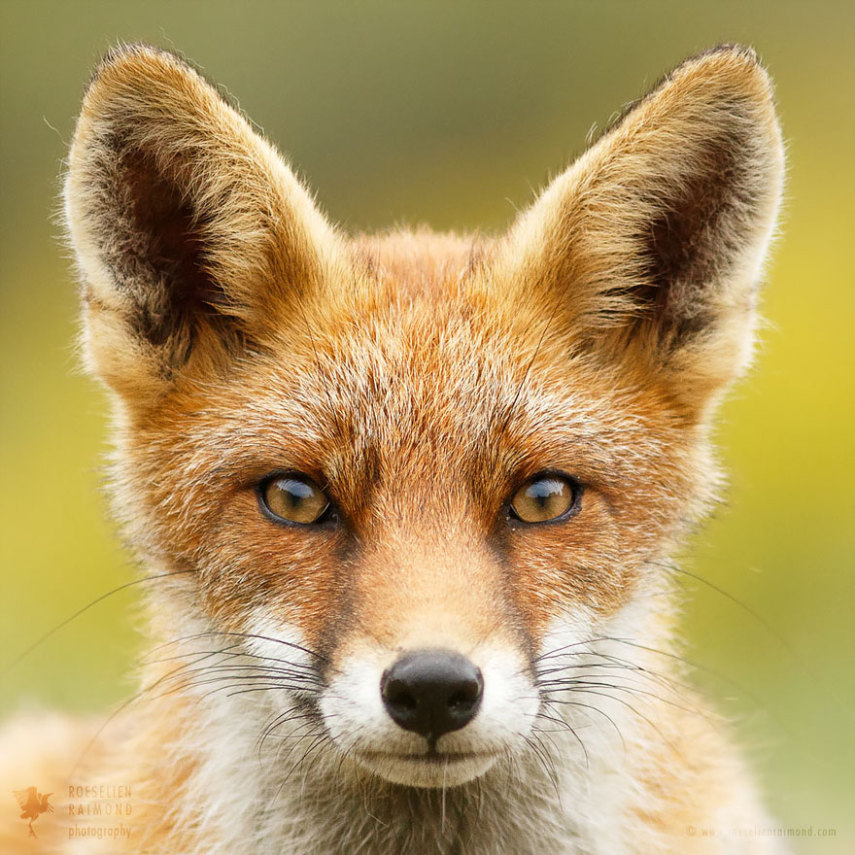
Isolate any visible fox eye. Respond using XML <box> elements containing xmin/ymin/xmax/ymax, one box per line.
<box><xmin>258</xmin><ymin>474</ymin><xmax>331</xmax><ymax>526</ymax></box>
<box><xmin>509</xmin><ymin>474</ymin><xmax>580</xmax><ymax>524</ymax></box>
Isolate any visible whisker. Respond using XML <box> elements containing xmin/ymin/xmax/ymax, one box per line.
<box><xmin>155</xmin><ymin>661</ymin><xmax>323</xmax><ymax>687</ymax></box>
<box><xmin>259</xmin><ymin>704</ymin><xmax>319</xmax><ymax>752</ymax></box>
<box><xmin>3</xmin><ymin>569</ymin><xmax>196</xmax><ymax>674</ymax></box>
<box><xmin>522</xmin><ymin>732</ymin><xmax>563</xmax><ymax>796</ymax></box>
<box><xmin>532</xmin><ymin>710</ymin><xmax>590</xmax><ymax>769</ymax></box>
<box><xmin>657</xmin><ymin>560</ymin><xmax>797</xmax><ymax>658</ymax></box>
<box><xmin>541</xmin><ymin>676</ymin><xmax>715</xmax><ymax>727</ymax></box>
<box><xmin>555</xmin><ymin>686</ymin><xmax>682</xmax><ymax>759</ymax></box>
<box><xmin>541</xmin><ymin>697</ymin><xmax>627</xmax><ymax>753</ymax></box>
<box><xmin>146</xmin><ymin>628</ymin><xmax>327</xmax><ymax>663</ymax></box>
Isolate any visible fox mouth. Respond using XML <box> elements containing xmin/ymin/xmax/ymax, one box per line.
<box><xmin>354</xmin><ymin>749</ymin><xmax>500</xmax><ymax>787</ymax></box>
<box><xmin>358</xmin><ymin>749</ymin><xmax>497</xmax><ymax>764</ymax></box>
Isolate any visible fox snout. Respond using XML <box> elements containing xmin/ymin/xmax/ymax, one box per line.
<box><xmin>316</xmin><ymin>623</ymin><xmax>544</xmax><ymax>786</ymax></box>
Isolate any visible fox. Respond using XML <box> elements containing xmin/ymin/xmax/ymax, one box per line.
<box><xmin>0</xmin><ymin>42</ymin><xmax>786</xmax><ymax>854</ymax></box>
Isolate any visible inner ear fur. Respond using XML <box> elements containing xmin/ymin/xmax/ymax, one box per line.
<box><xmin>499</xmin><ymin>46</ymin><xmax>785</xmax><ymax>418</ymax></box>
<box><xmin>64</xmin><ymin>44</ymin><xmax>340</xmax><ymax>400</ymax></box>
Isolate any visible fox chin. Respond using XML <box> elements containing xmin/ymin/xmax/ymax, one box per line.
<box><xmin>0</xmin><ymin>43</ymin><xmax>786</xmax><ymax>854</ymax></box>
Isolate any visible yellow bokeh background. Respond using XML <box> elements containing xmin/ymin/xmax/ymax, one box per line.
<box><xmin>1</xmin><ymin>2</ymin><xmax>852</xmax><ymax>851</ymax></box>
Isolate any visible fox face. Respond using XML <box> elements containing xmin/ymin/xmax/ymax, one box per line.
<box><xmin>64</xmin><ymin>44</ymin><xmax>783</xmax><ymax>796</ymax></box>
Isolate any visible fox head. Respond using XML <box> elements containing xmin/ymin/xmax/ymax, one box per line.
<box><xmin>64</xmin><ymin>45</ymin><xmax>783</xmax><ymax>790</ymax></box>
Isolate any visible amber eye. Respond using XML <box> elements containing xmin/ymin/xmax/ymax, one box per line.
<box><xmin>509</xmin><ymin>474</ymin><xmax>579</xmax><ymax>524</ymax></box>
<box><xmin>259</xmin><ymin>474</ymin><xmax>331</xmax><ymax>526</ymax></box>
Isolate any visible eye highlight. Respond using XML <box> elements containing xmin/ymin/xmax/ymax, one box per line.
<box><xmin>258</xmin><ymin>474</ymin><xmax>331</xmax><ymax>526</ymax></box>
<box><xmin>509</xmin><ymin>474</ymin><xmax>580</xmax><ymax>524</ymax></box>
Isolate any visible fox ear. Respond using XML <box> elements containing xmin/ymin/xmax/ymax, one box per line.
<box><xmin>500</xmin><ymin>46</ymin><xmax>784</xmax><ymax>418</ymax></box>
<box><xmin>64</xmin><ymin>44</ymin><xmax>339</xmax><ymax>402</ymax></box>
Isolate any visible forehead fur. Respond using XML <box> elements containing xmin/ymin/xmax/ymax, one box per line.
<box><xmin>350</xmin><ymin>229</ymin><xmax>488</xmax><ymax>299</ymax></box>
<box><xmin>131</xmin><ymin>240</ymin><xmax>697</xmax><ymax>530</ymax></box>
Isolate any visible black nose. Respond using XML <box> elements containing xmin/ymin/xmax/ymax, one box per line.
<box><xmin>381</xmin><ymin>649</ymin><xmax>483</xmax><ymax>741</ymax></box>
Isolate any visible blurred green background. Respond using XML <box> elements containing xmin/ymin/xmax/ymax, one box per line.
<box><xmin>1</xmin><ymin>1</ymin><xmax>852</xmax><ymax>850</ymax></box>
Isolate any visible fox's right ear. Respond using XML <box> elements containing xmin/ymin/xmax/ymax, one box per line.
<box><xmin>497</xmin><ymin>46</ymin><xmax>785</xmax><ymax>420</ymax></box>
<box><xmin>64</xmin><ymin>44</ymin><xmax>340</xmax><ymax>403</ymax></box>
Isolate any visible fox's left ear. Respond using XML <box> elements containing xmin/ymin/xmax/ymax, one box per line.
<box><xmin>499</xmin><ymin>46</ymin><xmax>785</xmax><ymax>419</ymax></box>
<box><xmin>64</xmin><ymin>44</ymin><xmax>341</xmax><ymax>404</ymax></box>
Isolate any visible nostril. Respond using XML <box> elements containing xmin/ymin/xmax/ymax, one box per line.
<box><xmin>381</xmin><ymin>649</ymin><xmax>484</xmax><ymax>741</ymax></box>
<box><xmin>448</xmin><ymin>689</ymin><xmax>476</xmax><ymax>711</ymax></box>
<box><xmin>383</xmin><ymin>679</ymin><xmax>417</xmax><ymax>711</ymax></box>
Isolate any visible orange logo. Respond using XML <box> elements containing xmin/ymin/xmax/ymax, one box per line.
<box><xmin>13</xmin><ymin>787</ymin><xmax>53</xmax><ymax>838</ymax></box>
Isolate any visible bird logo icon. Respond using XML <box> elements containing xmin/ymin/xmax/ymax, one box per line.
<box><xmin>13</xmin><ymin>786</ymin><xmax>53</xmax><ymax>838</ymax></box>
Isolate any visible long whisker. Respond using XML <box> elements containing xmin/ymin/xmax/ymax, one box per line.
<box><xmin>259</xmin><ymin>704</ymin><xmax>318</xmax><ymax>752</ymax></box>
<box><xmin>154</xmin><ymin>661</ymin><xmax>323</xmax><ymax>687</ymax></box>
<box><xmin>539</xmin><ymin>676</ymin><xmax>715</xmax><ymax>726</ymax></box>
<box><xmin>539</xmin><ymin>697</ymin><xmax>626</xmax><ymax>752</ymax></box>
<box><xmin>530</xmin><ymin>709</ymin><xmax>591</xmax><ymax>769</ymax></box>
<box><xmin>521</xmin><ymin>732</ymin><xmax>562</xmax><ymax>796</ymax></box>
<box><xmin>2</xmin><ymin>569</ymin><xmax>196</xmax><ymax>674</ymax></box>
<box><xmin>67</xmin><ymin>633</ymin><xmax>324</xmax><ymax>776</ymax></box>
<box><xmin>656</xmin><ymin>560</ymin><xmax>795</xmax><ymax>656</ymax></box>
<box><xmin>145</xmin><ymin>629</ymin><xmax>327</xmax><ymax>663</ymax></box>
<box><xmin>554</xmin><ymin>685</ymin><xmax>682</xmax><ymax>759</ymax></box>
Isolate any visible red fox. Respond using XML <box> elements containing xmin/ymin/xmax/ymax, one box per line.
<box><xmin>1</xmin><ymin>43</ymin><xmax>785</xmax><ymax>853</ymax></box>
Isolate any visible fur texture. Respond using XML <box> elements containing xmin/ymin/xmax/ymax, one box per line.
<box><xmin>1</xmin><ymin>43</ymin><xmax>785</xmax><ymax>853</ymax></box>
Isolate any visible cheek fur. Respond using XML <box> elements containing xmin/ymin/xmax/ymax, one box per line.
<box><xmin>184</xmin><ymin>489</ymin><xmax>354</xmax><ymax>657</ymax></box>
<box><xmin>502</xmin><ymin>476</ymin><xmax>680</xmax><ymax>634</ymax></box>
